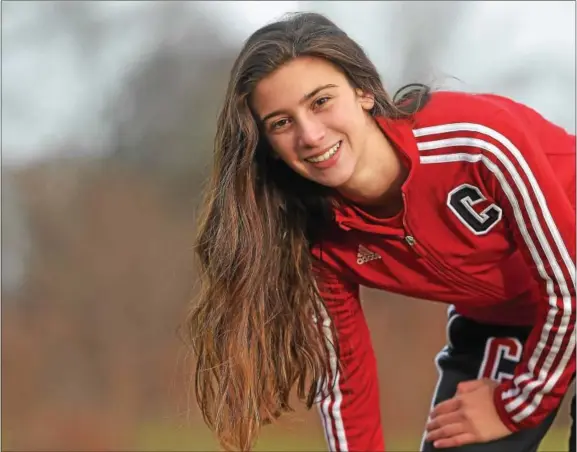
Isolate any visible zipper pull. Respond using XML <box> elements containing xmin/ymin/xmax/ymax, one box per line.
<box><xmin>405</xmin><ymin>235</ymin><xmax>416</xmax><ymax>246</ymax></box>
<box><xmin>404</xmin><ymin>235</ymin><xmax>421</xmax><ymax>257</ymax></box>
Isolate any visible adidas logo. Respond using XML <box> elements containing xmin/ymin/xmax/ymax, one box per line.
<box><xmin>356</xmin><ymin>245</ymin><xmax>381</xmax><ymax>265</ymax></box>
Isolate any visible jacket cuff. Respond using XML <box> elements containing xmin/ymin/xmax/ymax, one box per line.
<box><xmin>493</xmin><ymin>386</ymin><xmax>521</xmax><ymax>433</ymax></box>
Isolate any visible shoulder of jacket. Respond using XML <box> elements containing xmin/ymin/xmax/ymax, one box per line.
<box><xmin>413</xmin><ymin>90</ymin><xmax>530</xmax><ymax>136</ymax></box>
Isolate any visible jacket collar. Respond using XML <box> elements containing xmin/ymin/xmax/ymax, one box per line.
<box><xmin>374</xmin><ymin>115</ymin><xmax>421</xmax><ymax>192</ymax></box>
<box><xmin>329</xmin><ymin>116</ymin><xmax>420</xmax><ymax>232</ymax></box>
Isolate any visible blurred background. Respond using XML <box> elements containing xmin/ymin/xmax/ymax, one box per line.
<box><xmin>2</xmin><ymin>1</ymin><xmax>575</xmax><ymax>451</ymax></box>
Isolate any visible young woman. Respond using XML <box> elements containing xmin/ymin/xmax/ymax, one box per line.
<box><xmin>186</xmin><ymin>12</ymin><xmax>576</xmax><ymax>452</ymax></box>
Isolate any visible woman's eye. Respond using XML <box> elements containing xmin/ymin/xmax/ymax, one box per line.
<box><xmin>271</xmin><ymin>118</ymin><xmax>290</xmax><ymax>130</ymax></box>
<box><xmin>314</xmin><ymin>96</ymin><xmax>331</xmax><ymax>108</ymax></box>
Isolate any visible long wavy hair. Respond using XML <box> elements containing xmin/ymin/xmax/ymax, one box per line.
<box><xmin>185</xmin><ymin>11</ymin><xmax>430</xmax><ymax>451</ymax></box>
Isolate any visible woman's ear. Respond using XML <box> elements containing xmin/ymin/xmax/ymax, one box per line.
<box><xmin>356</xmin><ymin>88</ymin><xmax>375</xmax><ymax>111</ymax></box>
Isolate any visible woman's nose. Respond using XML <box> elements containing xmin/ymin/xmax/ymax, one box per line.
<box><xmin>297</xmin><ymin>116</ymin><xmax>326</xmax><ymax>148</ymax></box>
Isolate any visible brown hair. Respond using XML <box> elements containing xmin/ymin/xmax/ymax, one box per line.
<box><xmin>184</xmin><ymin>11</ymin><xmax>429</xmax><ymax>451</ymax></box>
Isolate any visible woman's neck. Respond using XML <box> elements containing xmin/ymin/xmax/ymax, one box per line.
<box><xmin>336</xmin><ymin>119</ymin><xmax>408</xmax><ymax>214</ymax></box>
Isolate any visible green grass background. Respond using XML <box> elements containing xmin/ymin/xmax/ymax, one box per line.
<box><xmin>135</xmin><ymin>423</ymin><xmax>571</xmax><ymax>451</ymax></box>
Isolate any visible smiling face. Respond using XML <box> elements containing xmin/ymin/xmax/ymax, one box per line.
<box><xmin>251</xmin><ymin>56</ymin><xmax>377</xmax><ymax>188</ymax></box>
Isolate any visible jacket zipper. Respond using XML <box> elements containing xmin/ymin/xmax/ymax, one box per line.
<box><xmin>399</xmin><ymin>192</ymin><xmax>503</xmax><ymax>300</ymax></box>
<box><xmin>402</xmin><ymin>227</ymin><xmax>502</xmax><ymax>300</ymax></box>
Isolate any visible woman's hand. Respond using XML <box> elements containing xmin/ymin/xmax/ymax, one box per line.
<box><xmin>425</xmin><ymin>379</ymin><xmax>513</xmax><ymax>448</ymax></box>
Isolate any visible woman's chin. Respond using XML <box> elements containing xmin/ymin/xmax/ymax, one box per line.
<box><xmin>312</xmin><ymin>170</ymin><xmax>353</xmax><ymax>189</ymax></box>
<box><xmin>296</xmin><ymin>158</ymin><xmax>355</xmax><ymax>188</ymax></box>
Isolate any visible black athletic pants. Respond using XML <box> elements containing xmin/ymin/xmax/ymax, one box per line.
<box><xmin>421</xmin><ymin>308</ymin><xmax>575</xmax><ymax>452</ymax></box>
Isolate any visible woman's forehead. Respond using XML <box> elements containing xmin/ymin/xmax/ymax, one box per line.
<box><xmin>251</xmin><ymin>57</ymin><xmax>345</xmax><ymax>116</ymax></box>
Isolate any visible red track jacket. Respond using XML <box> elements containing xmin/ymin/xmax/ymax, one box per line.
<box><xmin>311</xmin><ymin>91</ymin><xmax>576</xmax><ymax>451</ymax></box>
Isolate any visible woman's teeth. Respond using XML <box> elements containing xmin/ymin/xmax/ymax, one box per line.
<box><xmin>306</xmin><ymin>141</ymin><xmax>341</xmax><ymax>163</ymax></box>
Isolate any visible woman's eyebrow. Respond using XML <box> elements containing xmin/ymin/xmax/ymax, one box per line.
<box><xmin>261</xmin><ymin>84</ymin><xmax>338</xmax><ymax>123</ymax></box>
